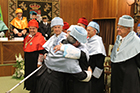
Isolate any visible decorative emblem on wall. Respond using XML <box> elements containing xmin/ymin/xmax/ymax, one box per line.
<box><xmin>44</xmin><ymin>3</ymin><xmax>51</xmax><ymax>12</ymax></box>
<box><xmin>29</xmin><ymin>3</ymin><xmax>41</xmax><ymax>22</ymax></box>
<box><xmin>29</xmin><ymin>3</ymin><xmax>41</xmax><ymax>10</ymax></box>
<box><xmin>44</xmin><ymin>3</ymin><xmax>52</xmax><ymax>19</ymax></box>
<box><xmin>19</xmin><ymin>2</ymin><xmax>27</xmax><ymax>10</ymax></box>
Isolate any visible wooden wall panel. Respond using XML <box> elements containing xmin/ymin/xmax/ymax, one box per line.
<box><xmin>117</xmin><ymin>0</ymin><xmax>132</xmax><ymax>18</ymax></box>
<box><xmin>0</xmin><ymin>41</ymin><xmax>24</xmax><ymax>76</ymax></box>
<box><xmin>92</xmin><ymin>0</ymin><xmax>133</xmax><ymax>18</ymax></box>
<box><xmin>60</xmin><ymin>0</ymin><xmax>93</xmax><ymax>25</ymax></box>
<box><xmin>0</xmin><ymin>65</ymin><xmax>15</xmax><ymax>76</ymax></box>
<box><xmin>3</xmin><ymin>42</ymin><xmax>24</xmax><ymax>64</ymax></box>
<box><xmin>93</xmin><ymin>0</ymin><xmax>117</xmax><ymax>18</ymax></box>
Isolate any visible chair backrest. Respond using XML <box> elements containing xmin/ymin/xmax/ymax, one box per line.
<box><xmin>108</xmin><ymin>44</ymin><xmax>114</xmax><ymax>56</ymax></box>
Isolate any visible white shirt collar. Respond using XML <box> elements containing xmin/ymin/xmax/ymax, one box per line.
<box><xmin>43</xmin><ymin>22</ymin><xmax>47</xmax><ymax>25</ymax></box>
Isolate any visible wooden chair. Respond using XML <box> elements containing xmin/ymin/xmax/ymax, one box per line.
<box><xmin>104</xmin><ymin>44</ymin><xmax>114</xmax><ymax>93</ymax></box>
<box><xmin>104</xmin><ymin>57</ymin><xmax>111</xmax><ymax>93</ymax></box>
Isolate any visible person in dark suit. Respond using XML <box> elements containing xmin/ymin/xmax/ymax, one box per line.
<box><xmin>38</xmin><ymin>15</ymin><xmax>51</xmax><ymax>40</ymax></box>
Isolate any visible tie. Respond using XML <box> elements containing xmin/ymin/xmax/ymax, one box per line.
<box><xmin>117</xmin><ymin>39</ymin><xmax>122</xmax><ymax>51</ymax></box>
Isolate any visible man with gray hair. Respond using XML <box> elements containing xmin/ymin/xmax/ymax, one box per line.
<box><xmin>35</xmin><ymin>25</ymin><xmax>92</xmax><ymax>93</ymax></box>
<box><xmin>59</xmin><ymin>26</ymin><xmax>91</xmax><ymax>93</ymax></box>
<box><xmin>86</xmin><ymin>21</ymin><xmax>106</xmax><ymax>93</ymax></box>
<box><xmin>43</xmin><ymin>17</ymin><xmax>67</xmax><ymax>53</ymax></box>
<box><xmin>111</xmin><ymin>15</ymin><xmax>140</xmax><ymax>93</ymax></box>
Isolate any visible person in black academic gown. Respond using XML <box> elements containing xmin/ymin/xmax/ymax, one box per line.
<box><xmin>86</xmin><ymin>21</ymin><xmax>106</xmax><ymax>93</ymax></box>
<box><xmin>110</xmin><ymin>15</ymin><xmax>140</xmax><ymax>93</ymax></box>
<box><xmin>59</xmin><ymin>25</ymin><xmax>90</xmax><ymax>93</ymax></box>
<box><xmin>38</xmin><ymin>15</ymin><xmax>51</xmax><ymax>40</ymax></box>
<box><xmin>23</xmin><ymin>19</ymin><xmax>46</xmax><ymax>93</ymax></box>
<box><xmin>35</xmin><ymin>23</ymin><xmax>92</xmax><ymax>93</ymax></box>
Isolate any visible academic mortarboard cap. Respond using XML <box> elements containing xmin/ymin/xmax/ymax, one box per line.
<box><xmin>30</xmin><ymin>11</ymin><xmax>37</xmax><ymax>15</ymax></box>
<box><xmin>42</xmin><ymin>15</ymin><xmax>47</xmax><ymax>19</ymax></box>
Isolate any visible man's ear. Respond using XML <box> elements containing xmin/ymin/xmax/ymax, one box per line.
<box><xmin>94</xmin><ymin>29</ymin><xmax>97</xmax><ymax>34</ymax></box>
<box><xmin>72</xmin><ymin>41</ymin><xmax>77</xmax><ymax>47</ymax></box>
<box><xmin>76</xmin><ymin>41</ymin><xmax>79</xmax><ymax>44</ymax></box>
<box><xmin>127</xmin><ymin>27</ymin><xmax>131</xmax><ymax>31</ymax></box>
<box><xmin>76</xmin><ymin>41</ymin><xmax>80</xmax><ymax>46</ymax></box>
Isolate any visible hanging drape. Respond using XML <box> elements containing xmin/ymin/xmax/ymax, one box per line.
<box><xmin>93</xmin><ymin>19</ymin><xmax>115</xmax><ymax>56</ymax></box>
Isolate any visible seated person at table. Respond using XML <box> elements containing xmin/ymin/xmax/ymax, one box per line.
<box><xmin>10</xmin><ymin>8</ymin><xmax>28</xmax><ymax>38</ymax></box>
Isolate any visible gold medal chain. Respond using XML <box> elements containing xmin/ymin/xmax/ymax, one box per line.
<box><xmin>25</xmin><ymin>36</ymin><xmax>34</xmax><ymax>48</ymax></box>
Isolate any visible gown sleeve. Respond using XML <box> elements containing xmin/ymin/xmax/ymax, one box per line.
<box><xmin>89</xmin><ymin>54</ymin><xmax>105</xmax><ymax>78</ymax></box>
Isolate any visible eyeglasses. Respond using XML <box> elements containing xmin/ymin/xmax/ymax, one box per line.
<box><xmin>117</xmin><ymin>26</ymin><xmax>124</xmax><ymax>29</ymax></box>
<box><xmin>117</xmin><ymin>26</ymin><xmax>127</xmax><ymax>29</ymax></box>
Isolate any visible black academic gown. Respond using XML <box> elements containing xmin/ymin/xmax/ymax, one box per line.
<box><xmin>24</xmin><ymin>50</ymin><xmax>44</xmax><ymax>92</ymax></box>
<box><xmin>111</xmin><ymin>53</ymin><xmax>140</xmax><ymax>93</ymax></box>
<box><xmin>11</xmin><ymin>25</ymin><xmax>27</xmax><ymax>38</ymax></box>
<box><xmin>23</xmin><ymin>32</ymin><xmax>46</xmax><ymax>92</ymax></box>
<box><xmin>39</xmin><ymin>21</ymin><xmax>51</xmax><ymax>40</ymax></box>
<box><xmin>35</xmin><ymin>44</ymin><xmax>89</xmax><ymax>93</ymax></box>
<box><xmin>65</xmin><ymin>51</ymin><xmax>90</xmax><ymax>93</ymax></box>
<box><xmin>89</xmin><ymin>54</ymin><xmax>105</xmax><ymax>93</ymax></box>
<box><xmin>35</xmin><ymin>64</ymin><xmax>65</xmax><ymax>93</ymax></box>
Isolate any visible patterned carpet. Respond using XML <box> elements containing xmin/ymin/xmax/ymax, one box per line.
<box><xmin>0</xmin><ymin>76</ymin><xmax>29</xmax><ymax>93</ymax></box>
